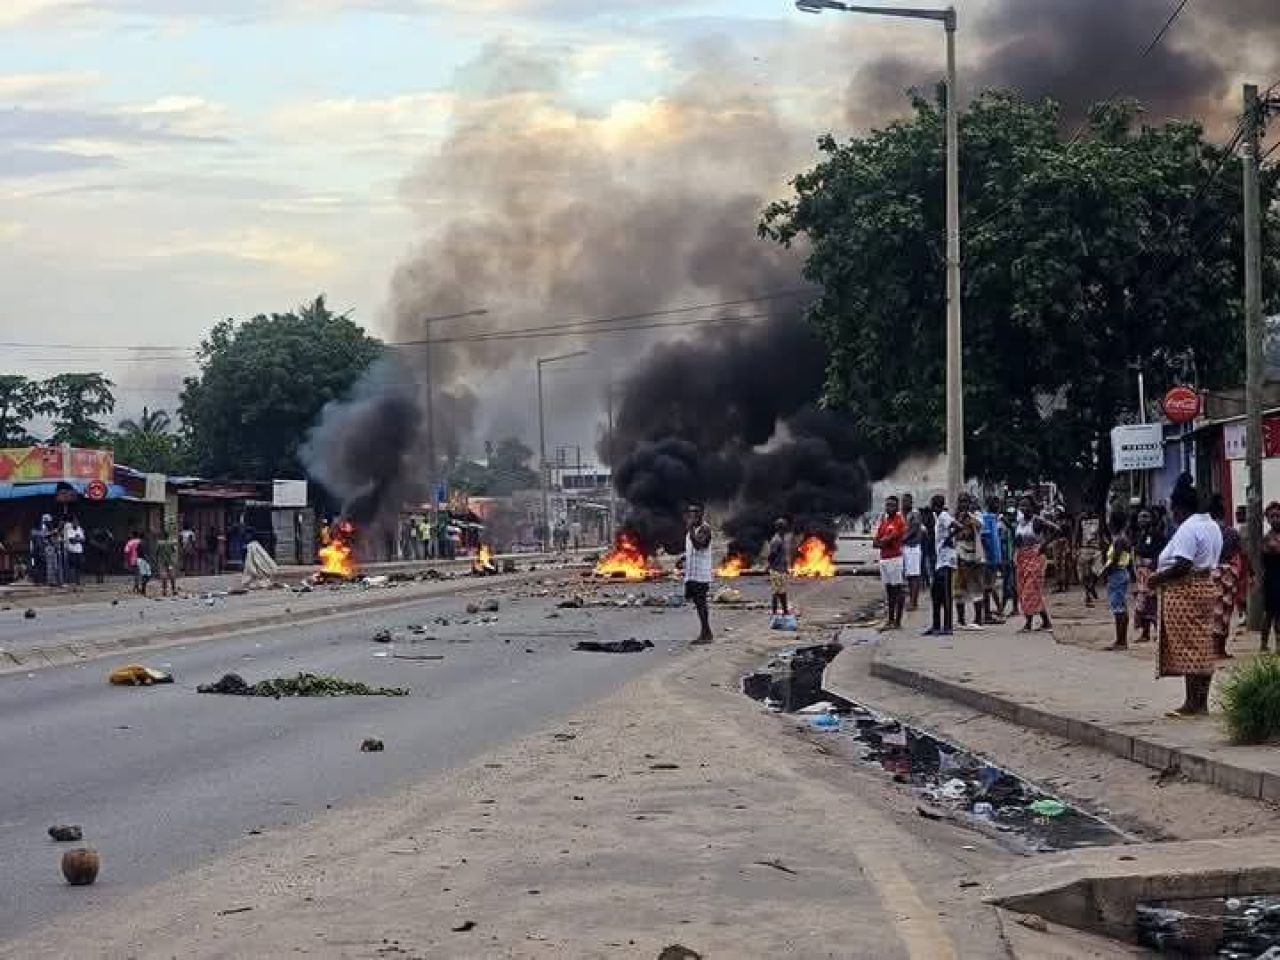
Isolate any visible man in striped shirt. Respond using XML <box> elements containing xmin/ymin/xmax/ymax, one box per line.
<box><xmin>684</xmin><ymin>503</ymin><xmax>714</xmax><ymax>645</ymax></box>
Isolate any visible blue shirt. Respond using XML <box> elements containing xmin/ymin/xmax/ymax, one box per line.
<box><xmin>980</xmin><ymin>512</ymin><xmax>1003</xmax><ymax>566</ymax></box>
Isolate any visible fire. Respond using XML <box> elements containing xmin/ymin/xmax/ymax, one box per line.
<box><xmin>790</xmin><ymin>536</ymin><xmax>836</xmax><ymax>578</ymax></box>
<box><xmin>473</xmin><ymin>544</ymin><xmax>496</xmax><ymax>574</ymax></box>
<box><xmin>716</xmin><ymin>553</ymin><xmax>751</xmax><ymax>578</ymax></box>
<box><xmin>593</xmin><ymin>532</ymin><xmax>653</xmax><ymax>580</ymax></box>
<box><xmin>318</xmin><ymin>520</ymin><xmax>357</xmax><ymax>578</ymax></box>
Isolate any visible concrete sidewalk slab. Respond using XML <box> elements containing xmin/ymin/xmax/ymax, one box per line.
<box><xmin>989</xmin><ymin>836</ymin><xmax>1280</xmax><ymax>943</ymax></box>
<box><xmin>823</xmin><ymin>621</ymin><xmax>1280</xmax><ymax>803</ymax></box>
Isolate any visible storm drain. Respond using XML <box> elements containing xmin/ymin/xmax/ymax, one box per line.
<box><xmin>743</xmin><ymin>646</ymin><xmax>1126</xmax><ymax>854</ymax></box>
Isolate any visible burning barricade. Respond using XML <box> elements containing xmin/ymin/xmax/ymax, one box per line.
<box><xmin>471</xmin><ymin>544</ymin><xmax>497</xmax><ymax>576</ymax></box>
<box><xmin>790</xmin><ymin>536</ymin><xmax>836</xmax><ymax>578</ymax></box>
<box><xmin>591</xmin><ymin>532</ymin><xmax>664</xmax><ymax>581</ymax></box>
<box><xmin>315</xmin><ymin>520</ymin><xmax>358</xmax><ymax>583</ymax></box>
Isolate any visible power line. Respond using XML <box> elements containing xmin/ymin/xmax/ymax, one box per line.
<box><xmin>427</xmin><ymin>312</ymin><xmax>772</xmax><ymax>345</ymax></box>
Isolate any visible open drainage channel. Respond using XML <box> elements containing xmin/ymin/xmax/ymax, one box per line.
<box><xmin>745</xmin><ymin>643</ymin><xmax>1280</xmax><ymax>956</ymax></box>
<box><xmin>742</xmin><ymin>642</ymin><xmax>1123</xmax><ymax>855</ymax></box>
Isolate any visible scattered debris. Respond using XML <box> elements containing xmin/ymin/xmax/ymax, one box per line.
<box><xmin>451</xmin><ymin>921</ymin><xmax>476</xmax><ymax>933</ymax></box>
<box><xmin>197</xmin><ymin>672</ymin><xmax>408</xmax><ymax>698</ymax></box>
<box><xmin>1014</xmin><ymin>914</ymin><xmax>1048</xmax><ymax>933</ymax></box>
<box><xmin>371</xmin><ymin>629</ymin><xmax>394</xmax><ymax>643</ymax></box>
<box><xmin>61</xmin><ymin>848</ymin><xmax>100</xmax><ymax>886</ymax></box>
<box><xmin>770</xmin><ymin>614</ymin><xmax>799</xmax><ymax>631</ymax></box>
<box><xmin>217</xmin><ymin>906</ymin><xmax>254</xmax><ymax>916</ymax></box>
<box><xmin>23</xmin><ymin>608</ymin><xmax>36</xmax><ymax>619</ymax></box>
<box><xmin>558</xmin><ymin>596</ymin><xmax>585</xmax><ymax>609</ymax></box>
<box><xmin>465</xmin><ymin>602</ymin><xmax>481</xmax><ymax>615</ymax></box>
<box><xmin>108</xmin><ymin>664</ymin><xmax>174</xmax><ymax>686</ymax></box>
<box><xmin>649</xmin><ymin>763</ymin><xmax>680</xmax><ymax>770</ymax></box>
<box><xmin>360</xmin><ymin>738</ymin><xmax>385</xmax><ymax>752</ymax></box>
<box><xmin>753</xmin><ymin>859</ymin><xmax>798</xmax><ymax>875</ymax></box>
<box><xmin>712</xmin><ymin>587</ymin><xmax>744</xmax><ymax>604</ymax></box>
<box><xmin>658</xmin><ymin>946</ymin><xmax>703</xmax><ymax>960</ymax></box>
<box><xmin>573</xmin><ymin>638</ymin><xmax>654</xmax><ymax>654</ymax></box>
<box><xmin>48</xmin><ymin>825</ymin><xmax>82</xmax><ymax>842</ymax></box>
<box><xmin>481</xmin><ymin>598</ymin><xmax>500</xmax><ymax>612</ymax></box>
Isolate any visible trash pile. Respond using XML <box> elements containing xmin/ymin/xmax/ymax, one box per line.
<box><xmin>1138</xmin><ymin>897</ymin><xmax>1280</xmax><ymax>957</ymax></box>
<box><xmin>197</xmin><ymin>672</ymin><xmax>408</xmax><ymax>697</ymax></box>
<box><xmin>556</xmin><ymin>590</ymin><xmax>686</xmax><ymax>610</ymax></box>
<box><xmin>573</xmin><ymin>638</ymin><xmax>654</xmax><ymax>654</ymax></box>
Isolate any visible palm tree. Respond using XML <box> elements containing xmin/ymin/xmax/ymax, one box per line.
<box><xmin>118</xmin><ymin>406</ymin><xmax>171</xmax><ymax>436</ymax></box>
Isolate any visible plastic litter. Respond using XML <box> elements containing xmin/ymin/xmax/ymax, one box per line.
<box><xmin>1026</xmin><ymin>798</ymin><xmax>1067</xmax><ymax>817</ymax></box>
<box><xmin>939</xmin><ymin>778</ymin><xmax>968</xmax><ymax>801</ymax></box>
<box><xmin>971</xmin><ymin>802</ymin><xmax>994</xmax><ymax>817</ymax></box>
<box><xmin>809</xmin><ymin>712</ymin><xmax>840</xmax><ymax>730</ymax></box>
<box><xmin>770</xmin><ymin>613</ymin><xmax>799</xmax><ymax>631</ymax></box>
<box><xmin>798</xmin><ymin>700</ymin><xmax>837</xmax><ymax>715</ymax></box>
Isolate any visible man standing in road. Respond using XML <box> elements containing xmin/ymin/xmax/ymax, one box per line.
<box><xmin>766</xmin><ymin>518</ymin><xmax>792</xmax><ymax>617</ymax></box>
<box><xmin>874</xmin><ymin>495</ymin><xmax>907</xmax><ymax>630</ymax></box>
<box><xmin>685</xmin><ymin>503</ymin><xmax>714</xmax><ymax>645</ymax></box>
<box><xmin>924</xmin><ymin>494</ymin><xmax>956</xmax><ymax>636</ymax></box>
<box><xmin>901</xmin><ymin>493</ymin><xmax>924</xmax><ymax>611</ymax></box>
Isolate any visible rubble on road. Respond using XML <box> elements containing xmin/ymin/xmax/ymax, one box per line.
<box><xmin>573</xmin><ymin>638</ymin><xmax>654</xmax><ymax>654</ymax></box>
<box><xmin>108</xmin><ymin>664</ymin><xmax>174</xmax><ymax>686</ymax></box>
<box><xmin>23</xmin><ymin>608</ymin><xmax>36</xmax><ymax>619</ymax></box>
<box><xmin>48</xmin><ymin>825</ymin><xmax>82</xmax><ymax>842</ymax></box>
<box><xmin>197</xmin><ymin>672</ymin><xmax>408</xmax><ymax>698</ymax></box>
<box><xmin>360</xmin><ymin>737</ymin><xmax>385</xmax><ymax>752</ymax></box>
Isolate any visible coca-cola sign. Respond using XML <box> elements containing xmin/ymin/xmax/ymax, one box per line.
<box><xmin>1162</xmin><ymin>386</ymin><xmax>1201</xmax><ymax>424</ymax></box>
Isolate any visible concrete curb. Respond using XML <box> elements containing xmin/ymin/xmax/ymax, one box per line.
<box><xmin>0</xmin><ymin>569</ymin><xmax>557</xmax><ymax>678</ymax></box>
<box><xmin>861</xmin><ymin>656</ymin><xmax>1280</xmax><ymax>804</ymax></box>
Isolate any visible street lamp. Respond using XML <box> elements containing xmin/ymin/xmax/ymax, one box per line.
<box><xmin>537</xmin><ymin>350</ymin><xmax>588</xmax><ymax>550</ymax></box>
<box><xmin>407</xmin><ymin>308</ymin><xmax>488</xmax><ymax>549</ymax></box>
<box><xmin>793</xmin><ymin>0</ymin><xmax>964</xmax><ymax>498</ymax></box>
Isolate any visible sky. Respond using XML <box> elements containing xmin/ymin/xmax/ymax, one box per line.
<box><xmin>0</xmin><ymin>0</ymin><xmax>1267</xmax><ymax>453</ymax></box>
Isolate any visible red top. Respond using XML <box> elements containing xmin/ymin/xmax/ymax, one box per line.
<box><xmin>876</xmin><ymin>513</ymin><xmax>906</xmax><ymax>560</ymax></box>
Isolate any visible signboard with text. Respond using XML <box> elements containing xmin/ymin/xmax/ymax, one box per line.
<box><xmin>272</xmin><ymin>479</ymin><xmax>308</xmax><ymax>508</ymax></box>
<box><xmin>1224</xmin><ymin>417</ymin><xmax>1280</xmax><ymax>460</ymax></box>
<box><xmin>0</xmin><ymin>446</ymin><xmax>113</xmax><ymax>484</ymax></box>
<box><xmin>1162</xmin><ymin>386</ymin><xmax>1202</xmax><ymax>424</ymax></box>
<box><xmin>1111</xmin><ymin>423</ymin><xmax>1165</xmax><ymax>472</ymax></box>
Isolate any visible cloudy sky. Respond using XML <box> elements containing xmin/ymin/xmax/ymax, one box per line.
<box><xmin>0</xmin><ymin>0</ymin><xmax>1266</xmax><ymax>443</ymax></box>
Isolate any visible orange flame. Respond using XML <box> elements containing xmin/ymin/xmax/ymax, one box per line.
<box><xmin>473</xmin><ymin>544</ymin><xmax>496</xmax><ymax>573</ymax></box>
<box><xmin>790</xmin><ymin>536</ymin><xmax>836</xmax><ymax>578</ymax></box>
<box><xmin>318</xmin><ymin>520</ymin><xmax>357</xmax><ymax>577</ymax></box>
<box><xmin>716</xmin><ymin>553</ymin><xmax>751</xmax><ymax>578</ymax></box>
<box><xmin>593</xmin><ymin>532</ymin><xmax>653</xmax><ymax>580</ymax></box>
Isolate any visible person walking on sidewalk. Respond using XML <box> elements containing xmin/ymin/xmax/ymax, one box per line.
<box><xmin>1260</xmin><ymin>503</ymin><xmax>1280</xmax><ymax>652</ymax></box>
<box><xmin>1133</xmin><ymin>509</ymin><xmax>1165</xmax><ymax>644</ymax></box>
<box><xmin>901</xmin><ymin>493</ymin><xmax>924</xmax><ymax>611</ymax></box>
<box><xmin>874</xmin><ymin>496</ymin><xmax>907</xmax><ymax>630</ymax></box>
<box><xmin>1149</xmin><ymin>477</ymin><xmax>1222</xmax><ymax>717</ymax></box>
<box><xmin>1014</xmin><ymin>495</ymin><xmax>1055</xmax><ymax>633</ymax></box>
<box><xmin>923</xmin><ymin>493</ymin><xmax>955</xmax><ymax>636</ymax></box>
<box><xmin>1076</xmin><ymin>505</ymin><xmax>1104</xmax><ymax>607</ymax></box>
<box><xmin>766</xmin><ymin>518</ymin><xmax>792</xmax><ymax>617</ymax></box>
<box><xmin>684</xmin><ymin>503</ymin><xmax>714</xmax><ymax>645</ymax></box>
<box><xmin>1102</xmin><ymin>511</ymin><xmax>1132</xmax><ymax>650</ymax></box>
<box><xmin>1209</xmin><ymin>494</ymin><xmax>1244</xmax><ymax>659</ymax></box>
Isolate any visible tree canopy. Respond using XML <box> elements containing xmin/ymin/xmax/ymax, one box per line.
<box><xmin>112</xmin><ymin>406</ymin><xmax>183</xmax><ymax>474</ymax></box>
<box><xmin>0</xmin><ymin>375</ymin><xmax>42</xmax><ymax>445</ymax></box>
<box><xmin>40</xmin><ymin>373</ymin><xmax>115</xmax><ymax>447</ymax></box>
<box><xmin>446</xmin><ymin>437</ymin><xmax>539</xmax><ymax>496</ymax></box>
<box><xmin>179</xmin><ymin>296</ymin><xmax>383</xmax><ymax>480</ymax></box>
<box><xmin>761</xmin><ymin>91</ymin><xmax>1280</xmax><ymax>497</ymax></box>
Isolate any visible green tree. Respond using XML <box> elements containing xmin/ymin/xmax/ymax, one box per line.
<box><xmin>446</xmin><ymin>437</ymin><xmax>540</xmax><ymax>496</ymax></box>
<box><xmin>39</xmin><ymin>373</ymin><xmax>115</xmax><ymax>446</ymax></box>
<box><xmin>761</xmin><ymin>92</ymin><xmax>1280</xmax><ymax>498</ymax></box>
<box><xmin>112</xmin><ymin>406</ymin><xmax>183</xmax><ymax>473</ymax></box>
<box><xmin>179</xmin><ymin>296</ymin><xmax>383</xmax><ymax>479</ymax></box>
<box><xmin>0</xmin><ymin>375</ymin><xmax>44</xmax><ymax>445</ymax></box>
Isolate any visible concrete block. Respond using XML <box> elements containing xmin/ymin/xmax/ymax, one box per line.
<box><xmin>1259</xmin><ymin>772</ymin><xmax>1280</xmax><ymax>803</ymax></box>
<box><xmin>1209</xmin><ymin>761</ymin><xmax>1264</xmax><ymax>800</ymax></box>
<box><xmin>1128</xmin><ymin>738</ymin><xmax>1173</xmax><ymax>773</ymax></box>
<box><xmin>1175</xmin><ymin>751</ymin><xmax>1213</xmax><ymax>786</ymax></box>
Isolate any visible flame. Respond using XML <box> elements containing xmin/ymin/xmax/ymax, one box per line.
<box><xmin>318</xmin><ymin>520</ymin><xmax>357</xmax><ymax>578</ymax></box>
<box><xmin>716</xmin><ymin>553</ymin><xmax>751</xmax><ymax>578</ymax></box>
<box><xmin>473</xmin><ymin>544</ymin><xmax>496</xmax><ymax>573</ymax></box>
<box><xmin>593</xmin><ymin>532</ymin><xmax>653</xmax><ymax>580</ymax></box>
<box><xmin>790</xmin><ymin>536</ymin><xmax>836</xmax><ymax>578</ymax></box>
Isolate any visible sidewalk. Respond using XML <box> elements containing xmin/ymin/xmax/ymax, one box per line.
<box><xmin>825</xmin><ymin>590</ymin><xmax>1280</xmax><ymax>804</ymax></box>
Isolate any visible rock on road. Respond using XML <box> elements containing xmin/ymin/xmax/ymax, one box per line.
<box><xmin>0</xmin><ymin>582</ymin><xmax>675</xmax><ymax>940</ymax></box>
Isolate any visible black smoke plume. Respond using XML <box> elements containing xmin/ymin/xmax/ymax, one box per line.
<box><xmin>300</xmin><ymin>356</ymin><xmax>421</xmax><ymax>529</ymax></box>
<box><xmin>612</xmin><ymin>439</ymin><xmax>743</xmax><ymax>553</ymax></box>
<box><xmin>723</xmin><ymin>409</ymin><xmax>874</xmax><ymax>559</ymax></box>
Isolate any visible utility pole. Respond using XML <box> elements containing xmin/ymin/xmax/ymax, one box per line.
<box><xmin>1243</xmin><ymin>83</ymin><xmax>1266</xmax><ymax>629</ymax></box>
<box><xmin>943</xmin><ymin>7</ymin><xmax>963</xmax><ymax>501</ymax></box>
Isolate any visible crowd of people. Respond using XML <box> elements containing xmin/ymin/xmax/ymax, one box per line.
<box><xmin>872</xmin><ymin>476</ymin><xmax>1280</xmax><ymax>717</ymax></box>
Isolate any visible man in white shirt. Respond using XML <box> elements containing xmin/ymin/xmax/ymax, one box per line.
<box><xmin>684</xmin><ymin>503</ymin><xmax>714</xmax><ymax>645</ymax></box>
<box><xmin>63</xmin><ymin>516</ymin><xmax>85</xmax><ymax>589</ymax></box>
<box><xmin>924</xmin><ymin>493</ymin><xmax>956</xmax><ymax>636</ymax></box>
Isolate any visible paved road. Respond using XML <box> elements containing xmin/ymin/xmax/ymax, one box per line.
<box><xmin>0</xmin><ymin>581</ymin><xmax>682</xmax><ymax>940</ymax></box>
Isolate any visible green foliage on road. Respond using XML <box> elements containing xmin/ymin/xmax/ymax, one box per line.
<box><xmin>179</xmin><ymin>296</ymin><xmax>383</xmax><ymax>480</ymax></box>
<box><xmin>1218</xmin><ymin>654</ymin><xmax>1280</xmax><ymax>745</ymax></box>
<box><xmin>761</xmin><ymin>91</ymin><xmax>1280</xmax><ymax>496</ymax></box>
<box><xmin>197</xmin><ymin>671</ymin><xmax>408</xmax><ymax>697</ymax></box>
<box><xmin>39</xmin><ymin>373</ymin><xmax>116</xmax><ymax>447</ymax></box>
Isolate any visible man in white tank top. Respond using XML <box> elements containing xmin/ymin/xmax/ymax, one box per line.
<box><xmin>684</xmin><ymin>503</ymin><xmax>714</xmax><ymax>644</ymax></box>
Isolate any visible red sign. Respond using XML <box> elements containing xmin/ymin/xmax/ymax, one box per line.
<box><xmin>1163</xmin><ymin>386</ymin><xmax>1201</xmax><ymax>424</ymax></box>
<box><xmin>85</xmin><ymin>480</ymin><xmax>108</xmax><ymax>501</ymax></box>
<box><xmin>0</xmin><ymin>446</ymin><xmax>114</xmax><ymax>483</ymax></box>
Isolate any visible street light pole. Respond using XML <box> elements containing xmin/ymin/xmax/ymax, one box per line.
<box><xmin>795</xmin><ymin>0</ymin><xmax>963</xmax><ymax>495</ymax></box>
<box><xmin>536</xmin><ymin>350</ymin><xmax>588</xmax><ymax>550</ymax></box>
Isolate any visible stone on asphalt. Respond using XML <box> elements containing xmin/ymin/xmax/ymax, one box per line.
<box><xmin>47</xmin><ymin>825</ymin><xmax>82</xmax><ymax>842</ymax></box>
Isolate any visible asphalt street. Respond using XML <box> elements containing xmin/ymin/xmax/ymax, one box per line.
<box><xmin>0</xmin><ymin>580</ymin><xmax>685</xmax><ymax>940</ymax></box>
